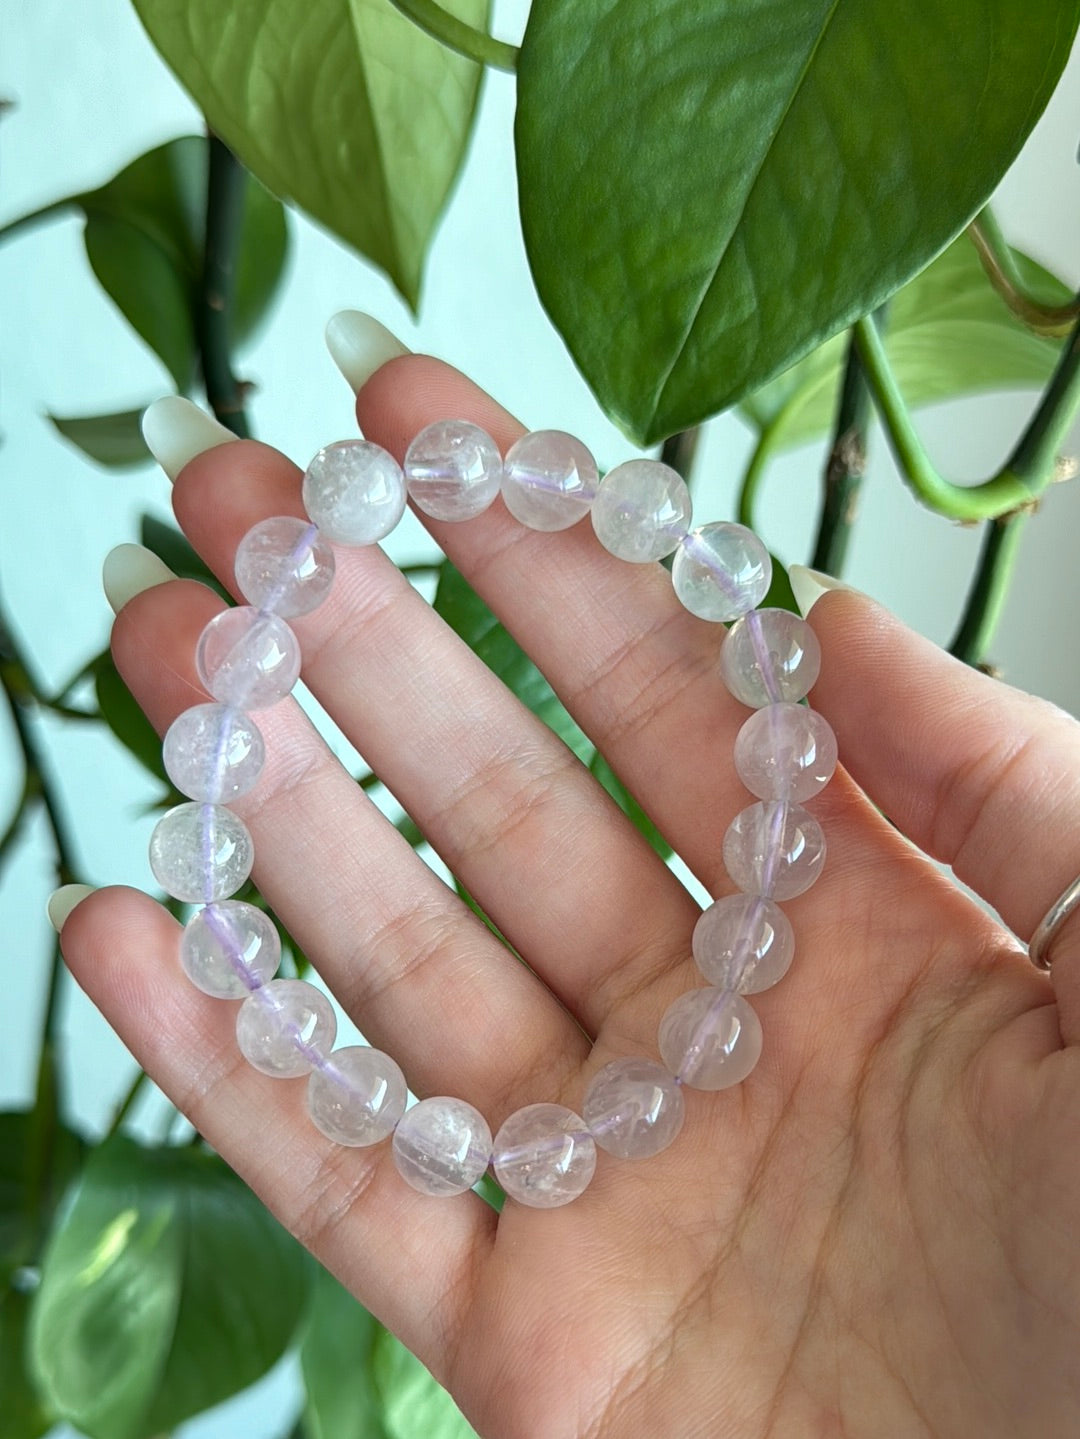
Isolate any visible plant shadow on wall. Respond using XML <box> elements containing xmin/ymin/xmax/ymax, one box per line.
<box><xmin>2</xmin><ymin>0</ymin><xmax>1080</xmax><ymax>1435</ymax></box>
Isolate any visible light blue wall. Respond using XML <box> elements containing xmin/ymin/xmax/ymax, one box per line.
<box><xmin>2</xmin><ymin>2</ymin><xmax>1079</xmax><ymax>1434</ymax></box>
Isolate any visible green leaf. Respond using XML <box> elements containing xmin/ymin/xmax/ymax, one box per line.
<box><xmin>94</xmin><ymin>654</ymin><xmax>168</xmax><ymax>784</ymax></box>
<box><xmin>139</xmin><ymin>514</ymin><xmax>229</xmax><ymax>599</ymax></box>
<box><xmin>1</xmin><ymin>1286</ymin><xmax>50</xmax><ymax>1439</ymax></box>
<box><xmin>29</xmin><ymin>1136</ymin><xmax>310</xmax><ymax>1439</ymax></box>
<box><xmin>131</xmin><ymin>0</ymin><xmax>489</xmax><ymax>308</ymax></box>
<box><xmin>373</xmin><ymin>1323</ymin><xmax>478</xmax><ymax>1439</ymax></box>
<box><xmin>744</xmin><ymin>234</ymin><xmax>1072</xmax><ymax>449</ymax></box>
<box><xmin>74</xmin><ymin>137</ymin><xmax>287</xmax><ymax>390</ymax></box>
<box><xmin>48</xmin><ymin>409</ymin><xmax>151</xmax><ymax>469</ymax></box>
<box><xmin>0</xmin><ymin>1111</ymin><xmax>85</xmax><ymax>1273</ymax></box>
<box><xmin>433</xmin><ymin>561</ymin><xmax>592</xmax><ymax>763</ymax></box>
<box><xmin>516</xmin><ymin>0</ymin><xmax>1080</xmax><ymax>443</ymax></box>
<box><xmin>300</xmin><ymin>1269</ymin><xmax>389</xmax><ymax>1439</ymax></box>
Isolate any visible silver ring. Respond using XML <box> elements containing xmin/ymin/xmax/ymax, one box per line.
<box><xmin>1028</xmin><ymin>874</ymin><xmax>1080</xmax><ymax>972</ymax></box>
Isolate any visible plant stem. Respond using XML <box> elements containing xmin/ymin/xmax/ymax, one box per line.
<box><xmin>0</xmin><ymin>198</ymin><xmax>77</xmax><ymax>245</ymax></box>
<box><xmin>197</xmin><ymin>135</ymin><xmax>250</xmax><ymax>437</ymax></box>
<box><xmin>661</xmin><ymin>427</ymin><xmax>701</xmax><ymax>487</ymax></box>
<box><xmin>736</xmin><ymin>429</ymin><xmax>774</xmax><ymax>531</ymax></box>
<box><xmin>968</xmin><ymin>207</ymin><xmax>1079</xmax><ymax>338</ymax></box>
<box><xmin>387</xmin><ymin>0</ymin><xmax>518</xmax><ymax>70</ymax></box>
<box><xmin>948</xmin><ymin>508</ymin><xmax>1030</xmax><ymax>667</ymax></box>
<box><xmin>810</xmin><ymin>325</ymin><xmax>873</xmax><ymax>575</ymax></box>
<box><xmin>106</xmin><ymin>1068</ymin><xmax>151</xmax><ymax>1139</ymax></box>
<box><xmin>854</xmin><ymin>312</ymin><xmax>1080</xmax><ymax>520</ymax></box>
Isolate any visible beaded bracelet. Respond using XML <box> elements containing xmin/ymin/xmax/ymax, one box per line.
<box><xmin>147</xmin><ymin>422</ymin><xmax>835</xmax><ymax>1209</ymax></box>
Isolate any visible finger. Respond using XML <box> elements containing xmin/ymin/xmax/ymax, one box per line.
<box><xmin>169</xmin><ymin>439</ymin><xmax>699</xmax><ymax>1044</ymax></box>
<box><xmin>807</xmin><ymin>585</ymin><xmax>1080</xmax><ymax>1038</ymax></box>
<box><xmin>112</xmin><ymin>578</ymin><xmax>587</xmax><ymax>1116</ymax></box>
<box><xmin>59</xmin><ymin>886</ymin><xmax>494</xmax><ymax>1379</ymax></box>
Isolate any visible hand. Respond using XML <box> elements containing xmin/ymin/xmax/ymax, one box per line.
<box><xmin>61</xmin><ymin>350</ymin><xmax>1080</xmax><ymax>1438</ymax></box>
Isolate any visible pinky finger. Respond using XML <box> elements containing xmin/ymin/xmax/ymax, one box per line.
<box><xmin>58</xmin><ymin>885</ymin><xmax>495</xmax><ymax>1380</ymax></box>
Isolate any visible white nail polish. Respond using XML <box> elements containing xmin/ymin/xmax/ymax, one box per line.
<box><xmin>103</xmin><ymin>543</ymin><xmax>177</xmax><ymax>616</ymax></box>
<box><xmin>141</xmin><ymin>396</ymin><xmax>236</xmax><ymax>482</ymax></box>
<box><xmin>788</xmin><ymin>564</ymin><xmax>863</xmax><ymax>619</ymax></box>
<box><xmin>325</xmin><ymin>311</ymin><xmax>410</xmax><ymax>394</ymax></box>
<box><xmin>47</xmin><ymin>883</ymin><xmax>96</xmax><ymax>933</ymax></box>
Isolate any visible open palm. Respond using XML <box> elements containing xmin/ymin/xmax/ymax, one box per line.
<box><xmin>63</xmin><ymin>355</ymin><xmax>1080</xmax><ymax>1438</ymax></box>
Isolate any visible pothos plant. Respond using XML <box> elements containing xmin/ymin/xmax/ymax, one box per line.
<box><xmin>3</xmin><ymin>1</ymin><xmax>1079</xmax><ymax>1436</ymax></box>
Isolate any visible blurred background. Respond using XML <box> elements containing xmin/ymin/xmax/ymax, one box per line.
<box><xmin>2</xmin><ymin>1</ymin><xmax>1079</xmax><ymax>1433</ymax></box>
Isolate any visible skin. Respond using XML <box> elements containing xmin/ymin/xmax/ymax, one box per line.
<box><xmin>61</xmin><ymin>356</ymin><xmax>1080</xmax><ymax>1438</ymax></box>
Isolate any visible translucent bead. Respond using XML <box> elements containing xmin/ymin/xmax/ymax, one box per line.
<box><xmin>590</xmin><ymin>460</ymin><xmax>691</xmax><ymax>562</ymax></box>
<box><xmin>234</xmin><ymin>516</ymin><xmax>335</xmax><ymax>618</ymax></box>
<box><xmin>692</xmin><ymin>894</ymin><xmax>794</xmax><ymax>993</ymax></box>
<box><xmin>301</xmin><ymin>440</ymin><xmax>406</xmax><ymax>546</ymax></box>
<box><xmin>149</xmin><ymin>802</ymin><xmax>254</xmax><ymax>903</ymax></box>
<box><xmin>733</xmin><ymin>703</ymin><xmax>838</xmax><ymax>802</ymax></box>
<box><xmin>391</xmin><ymin>1097</ymin><xmax>493</xmax><ymax>1197</ymax></box>
<box><xmin>196</xmin><ymin>607</ymin><xmax>301</xmax><ymax>710</ymax></box>
<box><xmin>162</xmin><ymin>703</ymin><xmax>265</xmax><ymax>803</ymax></box>
<box><xmin>307</xmin><ymin>1046</ymin><xmax>407</xmax><ymax>1147</ymax></box>
<box><xmin>180</xmin><ymin>900</ymin><xmax>280</xmax><ymax>998</ymax></box>
<box><xmin>582</xmin><ymin>1057</ymin><xmax>684</xmax><ymax>1160</ymax></box>
<box><xmin>724</xmin><ymin>800</ymin><xmax>826</xmax><ymax>900</ymax></box>
<box><xmin>671</xmin><ymin>523</ymin><xmax>771</xmax><ymax>622</ymax></box>
<box><xmin>720</xmin><ymin>608</ymin><xmax>821</xmax><ymax>708</ymax></box>
<box><xmin>500</xmin><ymin>430</ymin><xmax>597</xmax><ymax>531</ymax></box>
<box><xmin>658</xmin><ymin>988</ymin><xmax>763</xmax><ymax>1090</ymax></box>
<box><xmin>236</xmin><ymin>979</ymin><xmax>337</xmax><ymax>1078</ymax></box>
<box><xmin>493</xmin><ymin>1104</ymin><xmax>597</xmax><ymax>1209</ymax></box>
<box><xmin>404</xmin><ymin>420</ymin><xmax>502</xmax><ymax>522</ymax></box>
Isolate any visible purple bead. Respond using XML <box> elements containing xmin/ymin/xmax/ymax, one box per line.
<box><xmin>582</xmin><ymin>1057</ymin><xmax>684</xmax><ymax>1159</ymax></box>
<box><xmin>671</xmin><ymin>523</ymin><xmax>771</xmax><ymax>622</ymax></box>
<box><xmin>162</xmin><ymin>703</ymin><xmax>265</xmax><ymax>803</ymax></box>
<box><xmin>234</xmin><ymin>516</ymin><xmax>335</xmax><ymax>618</ymax></box>
<box><xmin>720</xmin><ymin>609</ymin><xmax>821</xmax><ymax>708</ymax></box>
<box><xmin>723</xmin><ymin>801</ymin><xmax>826</xmax><ymax>900</ymax></box>
<box><xmin>493</xmin><ymin>1104</ymin><xmax>597</xmax><ymax>1208</ymax></box>
<box><xmin>180</xmin><ymin>901</ymin><xmax>280</xmax><ymax>998</ymax></box>
<box><xmin>236</xmin><ymin>979</ymin><xmax>337</xmax><ymax>1078</ymax></box>
<box><xmin>404</xmin><ymin>420</ymin><xmax>502</xmax><ymax>522</ymax></box>
<box><xmin>733</xmin><ymin>703</ymin><xmax>838</xmax><ymax>802</ymax></box>
<box><xmin>196</xmin><ymin>607</ymin><xmax>301</xmax><ymax>710</ymax></box>
<box><xmin>692</xmin><ymin>894</ymin><xmax>794</xmax><ymax>993</ymax></box>
<box><xmin>658</xmin><ymin>988</ymin><xmax>763</xmax><ymax>1090</ymax></box>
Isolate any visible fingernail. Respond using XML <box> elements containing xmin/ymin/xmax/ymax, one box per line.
<box><xmin>325</xmin><ymin>311</ymin><xmax>410</xmax><ymax>393</ymax></box>
<box><xmin>141</xmin><ymin>396</ymin><xmax>236</xmax><ymax>482</ymax></box>
<box><xmin>103</xmin><ymin>543</ymin><xmax>177</xmax><ymax>615</ymax></box>
<box><xmin>788</xmin><ymin>564</ymin><xmax>864</xmax><ymax>619</ymax></box>
<box><xmin>47</xmin><ymin>883</ymin><xmax>96</xmax><ymax>933</ymax></box>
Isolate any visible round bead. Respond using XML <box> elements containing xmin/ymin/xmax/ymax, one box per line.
<box><xmin>301</xmin><ymin>440</ymin><xmax>406</xmax><ymax>546</ymax></box>
<box><xmin>234</xmin><ymin>516</ymin><xmax>335</xmax><ymax>618</ymax></box>
<box><xmin>692</xmin><ymin>894</ymin><xmax>794</xmax><ymax>993</ymax></box>
<box><xmin>582</xmin><ymin>1058</ymin><xmax>684</xmax><ymax>1160</ymax></box>
<box><xmin>196</xmin><ymin>607</ymin><xmax>301</xmax><ymax>710</ymax></box>
<box><xmin>307</xmin><ymin>1046</ymin><xmax>407</xmax><ymax>1147</ymax></box>
<box><xmin>236</xmin><ymin>979</ymin><xmax>337</xmax><ymax>1078</ymax></box>
<box><xmin>720</xmin><ymin>609</ymin><xmax>821</xmax><ymax>708</ymax></box>
<box><xmin>404</xmin><ymin>420</ymin><xmax>502</xmax><ymax>522</ymax></box>
<box><xmin>733</xmin><ymin>703</ymin><xmax>838</xmax><ymax>802</ymax></box>
<box><xmin>180</xmin><ymin>901</ymin><xmax>280</xmax><ymax>998</ymax></box>
<box><xmin>391</xmin><ymin>1097</ymin><xmax>493</xmax><ymax>1197</ymax></box>
<box><xmin>500</xmin><ymin>430</ymin><xmax>597</xmax><ymax>531</ymax></box>
<box><xmin>671</xmin><ymin>523</ymin><xmax>771</xmax><ymax>622</ymax></box>
<box><xmin>658</xmin><ymin>988</ymin><xmax>763</xmax><ymax>1090</ymax></box>
<box><xmin>148</xmin><ymin>802</ymin><xmax>254</xmax><ymax>903</ymax></box>
<box><xmin>493</xmin><ymin>1104</ymin><xmax>597</xmax><ymax>1209</ymax></box>
<box><xmin>590</xmin><ymin>460</ymin><xmax>691</xmax><ymax>562</ymax></box>
<box><xmin>162</xmin><ymin>703</ymin><xmax>265</xmax><ymax>803</ymax></box>
<box><xmin>723</xmin><ymin>800</ymin><xmax>826</xmax><ymax>900</ymax></box>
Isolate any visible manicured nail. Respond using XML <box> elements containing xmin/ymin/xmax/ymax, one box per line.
<box><xmin>141</xmin><ymin>396</ymin><xmax>236</xmax><ymax>482</ymax></box>
<box><xmin>103</xmin><ymin>543</ymin><xmax>177</xmax><ymax>616</ymax></box>
<box><xmin>325</xmin><ymin>311</ymin><xmax>410</xmax><ymax>393</ymax></box>
<box><xmin>47</xmin><ymin>883</ymin><xmax>96</xmax><ymax>933</ymax></box>
<box><xmin>788</xmin><ymin>565</ymin><xmax>864</xmax><ymax>619</ymax></box>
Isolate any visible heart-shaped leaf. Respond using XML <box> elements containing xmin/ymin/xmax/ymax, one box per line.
<box><xmin>516</xmin><ymin>0</ymin><xmax>1080</xmax><ymax>443</ymax></box>
<box><xmin>29</xmin><ymin>1136</ymin><xmax>310</xmax><ymax>1439</ymax></box>
<box><xmin>77</xmin><ymin>137</ymin><xmax>288</xmax><ymax>391</ymax></box>
<box><xmin>1</xmin><ymin>1287</ymin><xmax>50</xmax><ymax>1439</ymax></box>
<box><xmin>132</xmin><ymin>0</ymin><xmax>489</xmax><ymax>308</ymax></box>
<box><xmin>0</xmin><ymin>1111</ymin><xmax>85</xmax><ymax>1273</ymax></box>
<box><xmin>300</xmin><ymin>1268</ymin><xmax>390</xmax><ymax>1439</ymax></box>
<box><xmin>743</xmin><ymin>233</ymin><xmax>1072</xmax><ymax>449</ymax></box>
<box><xmin>95</xmin><ymin>653</ymin><xmax>169</xmax><ymax>784</ymax></box>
